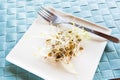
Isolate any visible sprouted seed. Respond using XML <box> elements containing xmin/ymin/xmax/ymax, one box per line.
<box><xmin>44</xmin><ymin>28</ymin><xmax>86</xmax><ymax>64</ymax></box>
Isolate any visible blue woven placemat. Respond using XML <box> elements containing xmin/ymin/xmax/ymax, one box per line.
<box><xmin>0</xmin><ymin>0</ymin><xmax>120</xmax><ymax>80</ymax></box>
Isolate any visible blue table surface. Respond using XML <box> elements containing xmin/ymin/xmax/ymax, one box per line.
<box><xmin>0</xmin><ymin>0</ymin><xmax>120</xmax><ymax>80</ymax></box>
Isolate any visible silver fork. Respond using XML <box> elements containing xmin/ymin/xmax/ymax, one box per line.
<box><xmin>38</xmin><ymin>7</ymin><xmax>120</xmax><ymax>43</ymax></box>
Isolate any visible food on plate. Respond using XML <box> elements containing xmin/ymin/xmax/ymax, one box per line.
<box><xmin>39</xmin><ymin>25</ymin><xmax>90</xmax><ymax>74</ymax></box>
<box><xmin>45</xmin><ymin>27</ymin><xmax>86</xmax><ymax>64</ymax></box>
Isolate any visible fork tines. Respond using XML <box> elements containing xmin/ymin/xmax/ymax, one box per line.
<box><xmin>37</xmin><ymin>7</ymin><xmax>55</xmax><ymax>22</ymax></box>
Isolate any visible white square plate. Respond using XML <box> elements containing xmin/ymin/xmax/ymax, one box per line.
<box><xmin>6</xmin><ymin>7</ymin><xmax>111</xmax><ymax>80</ymax></box>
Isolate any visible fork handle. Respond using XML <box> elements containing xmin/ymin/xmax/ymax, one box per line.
<box><xmin>68</xmin><ymin>22</ymin><xmax>120</xmax><ymax>43</ymax></box>
<box><xmin>110</xmin><ymin>78</ymin><xmax>120</xmax><ymax>80</ymax></box>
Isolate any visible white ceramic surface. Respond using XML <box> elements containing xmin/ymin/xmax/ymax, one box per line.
<box><xmin>6</xmin><ymin>7</ymin><xmax>111</xmax><ymax>80</ymax></box>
